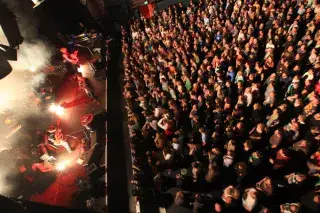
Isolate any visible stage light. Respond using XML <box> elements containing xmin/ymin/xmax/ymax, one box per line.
<box><xmin>31</xmin><ymin>0</ymin><xmax>45</xmax><ymax>8</ymax></box>
<box><xmin>0</xmin><ymin>96</ymin><xmax>4</xmax><ymax>106</ymax></box>
<box><xmin>49</xmin><ymin>104</ymin><xmax>56</xmax><ymax>112</ymax></box>
<box><xmin>29</xmin><ymin>66</ymin><xmax>36</xmax><ymax>72</ymax></box>
<box><xmin>77</xmin><ymin>66</ymin><xmax>84</xmax><ymax>73</ymax></box>
<box><xmin>49</xmin><ymin>104</ymin><xmax>65</xmax><ymax>116</ymax></box>
<box><xmin>0</xmin><ymin>93</ymin><xmax>9</xmax><ymax>107</ymax></box>
<box><xmin>56</xmin><ymin>106</ymin><xmax>65</xmax><ymax>116</ymax></box>
<box><xmin>56</xmin><ymin>160</ymin><xmax>70</xmax><ymax>171</ymax></box>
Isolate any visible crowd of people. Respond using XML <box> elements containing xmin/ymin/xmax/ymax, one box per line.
<box><xmin>122</xmin><ymin>0</ymin><xmax>320</xmax><ymax>212</ymax></box>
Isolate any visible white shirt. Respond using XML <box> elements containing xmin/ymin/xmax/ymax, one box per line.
<box><xmin>244</xmin><ymin>92</ymin><xmax>253</xmax><ymax>106</ymax></box>
<box><xmin>154</xmin><ymin>108</ymin><xmax>161</xmax><ymax>117</ymax></box>
<box><xmin>173</xmin><ymin>143</ymin><xmax>180</xmax><ymax>151</ymax></box>
<box><xmin>242</xmin><ymin>188</ymin><xmax>257</xmax><ymax>211</ymax></box>
<box><xmin>302</xmin><ymin>71</ymin><xmax>314</xmax><ymax>81</ymax></box>
<box><xmin>204</xmin><ymin>17</ymin><xmax>209</xmax><ymax>25</ymax></box>
<box><xmin>223</xmin><ymin>155</ymin><xmax>233</xmax><ymax>167</ymax></box>
<box><xmin>157</xmin><ymin>118</ymin><xmax>168</xmax><ymax>130</ymax></box>
<box><xmin>149</xmin><ymin>120</ymin><xmax>158</xmax><ymax>131</ymax></box>
<box><xmin>266</xmin><ymin>43</ymin><xmax>275</xmax><ymax>49</ymax></box>
<box><xmin>132</xmin><ymin>32</ymin><xmax>139</xmax><ymax>40</ymax></box>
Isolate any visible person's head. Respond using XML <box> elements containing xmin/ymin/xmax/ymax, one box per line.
<box><xmin>281</xmin><ymin>72</ymin><xmax>288</xmax><ymax>79</ymax></box>
<box><xmin>256</xmin><ymin>177</ymin><xmax>273</xmax><ymax>196</ymax></box>
<box><xmin>269</xmin><ymin>91</ymin><xmax>276</xmax><ymax>99</ymax></box>
<box><xmin>225</xmin><ymin>81</ymin><xmax>231</xmax><ymax>87</ymax></box>
<box><xmin>297</xmin><ymin>114</ymin><xmax>306</xmax><ymax>124</ymax></box>
<box><xmin>236</xmin><ymin>121</ymin><xmax>244</xmax><ymax>129</ymax></box>
<box><xmin>225</xmin><ymin>140</ymin><xmax>236</xmax><ymax>151</ymax></box>
<box><xmin>253</xmin><ymin>103</ymin><xmax>261</xmax><ymax>110</ymax></box>
<box><xmin>278</xmin><ymin>148</ymin><xmax>290</xmax><ymax>158</ymax></box>
<box><xmin>280</xmin><ymin>203</ymin><xmax>300</xmax><ymax>213</ymax></box>
<box><xmin>235</xmin><ymin>162</ymin><xmax>248</xmax><ymax>177</ymax></box>
<box><xmin>192</xmin><ymin>104</ymin><xmax>198</xmax><ymax>111</ymax></box>
<box><xmin>314</xmin><ymin>194</ymin><xmax>320</xmax><ymax>204</ymax></box>
<box><xmin>311</xmin><ymin>96</ymin><xmax>319</xmax><ymax>105</ymax></box>
<box><xmin>295</xmin><ymin>173</ymin><xmax>307</xmax><ymax>183</ymax></box>
<box><xmin>245</xmin><ymin>87</ymin><xmax>251</xmax><ymax>94</ymax></box>
<box><xmin>60</xmin><ymin>47</ymin><xmax>68</xmax><ymax>54</ymax></box>
<box><xmin>294</xmin><ymin>98</ymin><xmax>302</xmax><ymax>107</ymax></box>
<box><xmin>278</xmin><ymin>104</ymin><xmax>288</xmax><ymax>112</ymax></box>
<box><xmin>199</xmin><ymin>127</ymin><xmax>205</xmax><ymax>133</ymax></box>
<box><xmin>244</xmin><ymin>140</ymin><xmax>253</xmax><ymax>151</ymax></box>
<box><xmin>257</xmin><ymin>123</ymin><xmax>266</xmax><ymax>133</ymax></box>
<box><xmin>223</xmin><ymin>186</ymin><xmax>240</xmax><ymax>204</ymax></box>
<box><xmin>314</xmin><ymin>113</ymin><xmax>320</xmax><ymax>120</ymax></box>
<box><xmin>211</xmin><ymin>146</ymin><xmax>221</xmax><ymax>155</ymax></box>
<box><xmin>175</xmin><ymin>191</ymin><xmax>184</xmax><ymax>206</ymax></box>
<box><xmin>275</xmin><ymin>129</ymin><xmax>282</xmax><ymax>136</ymax></box>
<box><xmin>249</xmin><ymin>151</ymin><xmax>263</xmax><ymax>166</ymax></box>
<box><xmin>242</xmin><ymin>188</ymin><xmax>258</xmax><ymax>212</ymax></box>
<box><xmin>237</xmin><ymin>82</ymin><xmax>244</xmax><ymax>89</ymax></box>
<box><xmin>295</xmin><ymin>53</ymin><xmax>301</xmax><ymax>61</ymax></box>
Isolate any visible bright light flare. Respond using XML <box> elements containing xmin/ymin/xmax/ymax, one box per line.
<box><xmin>49</xmin><ymin>104</ymin><xmax>65</xmax><ymax>116</ymax></box>
<box><xmin>0</xmin><ymin>93</ymin><xmax>9</xmax><ymax>107</ymax></box>
<box><xmin>29</xmin><ymin>66</ymin><xmax>36</xmax><ymax>72</ymax></box>
<box><xmin>56</xmin><ymin>160</ymin><xmax>70</xmax><ymax>171</ymax></box>
<box><xmin>77</xmin><ymin>66</ymin><xmax>84</xmax><ymax>73</ymax></box>
<box><xmin>0</xmin><ymin>99</ymin><xmax>5</xmax><ymax>107</ymax></box>
<box><xmin>31</xmin><ymin>0</ymin><xmax>45</xmax><ymax>9</ymax></box>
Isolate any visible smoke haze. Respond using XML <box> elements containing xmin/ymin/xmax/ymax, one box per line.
<box><xmin>0</xmin><ymin>0</ymin><xmax>55</xmax><ymax>196</ymax></box>
<box><xmin>0</xmin><ymin>0</ymin><xmax>54</xmax><ymax>113</ymax></box>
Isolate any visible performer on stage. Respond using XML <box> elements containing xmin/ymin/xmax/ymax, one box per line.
<box><xmin>60</xmin><ymin>46</ymin><xmax>95</xmax><ymax>66</ymax></box>
<box><xmin>60</xmin><ymin>47</ymin><xmax>79</xmax><ymax>65</ymax></box>
<box><xmin>45</xmin><ymin>125</ymin><xmax>72</xmax><ymax>153</ymax></box>
<box><xmin>76</xmin><ymin>72</ymin><xmax>99</xmax><ymax>103</ymax></box>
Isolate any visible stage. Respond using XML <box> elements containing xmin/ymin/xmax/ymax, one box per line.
<box><xmin>0</xmin><ymin>64</ymin><xmax>106</xmax><ymax>210</ymax></box>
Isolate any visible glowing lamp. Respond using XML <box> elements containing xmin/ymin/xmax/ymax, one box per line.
<box><xmin>77</xmin><ymin>66</ymin><xmax>84</xmax><ymax>73</ymax></box>
<box><xmin>29</xmin><ymin>66</ymin><xmax>36</xmax><ymax>72</ymax></box>
<box><xmin>0</xmin><ymin>98</ymin><xmax>4</xmax><ymax>107</ymax></box>
<box><xmin>0</xmin><ymin>93</ymin><xmax>8</xmax><ymax>107</ymax></box>
<box><xmin>31</xmin><ymin>0</ymin><xmax>45</xmax><ymax>9</ymax></box>
<box><xmin>55</xmin><ymin>105</ymin><xmax>64</xmax><ymax>116</ymax></box>
<box><xmin>49</xmin><ymin>104</ymin><xmax>56</xmax><ymax>112</ymax></box>
<box><xmin>56</xmin><ymin>160</ymin><xmax>70</xmax><ymax>171</ymax></box>
<box><xmin>49</xmin><ymin>104</ymin><xmax>65</xmax><ymax>116</ymax></box>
